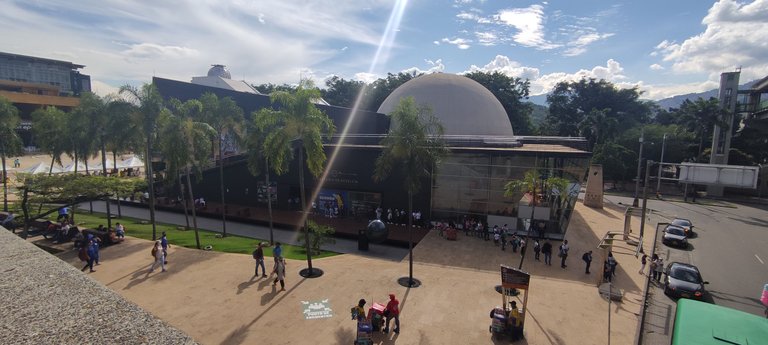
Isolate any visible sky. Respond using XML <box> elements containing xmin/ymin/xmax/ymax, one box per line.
<box><xmin>2</xmin><ymin>0</ymin><xmax>767</xmax><ymax>101</ymax></box>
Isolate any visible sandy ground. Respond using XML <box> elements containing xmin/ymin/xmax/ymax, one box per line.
<box><xmin>55</xmin><ymin>199</ymin><xmax>652</xmax><ymax>345</ymax></box>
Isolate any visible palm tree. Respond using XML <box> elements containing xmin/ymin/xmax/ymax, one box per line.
<box><xmin>160</xmin><ymin>99</ymin><xmax>216</xmax><ymax>249</ymax></box>
<box><xmin>253</xmin><ymin>79</ymin><xmax>336</xmax><ymax>278</ymax></box>
<box><xmin>373</xmin><ymin>96</ymin><xmax>447</xmax><ymax>287</ymax></box>
<box><xmin>119</xmin><ymin>83</ymin><xmax>165</xmax><ymax>240</ymax></box>
<box><xmin>245</xmin><ymin>116</ymin><xmax>277</xmax><ymax>244</ymax></box>
<box><xmin>198</xmin><ymin>93</ymin><xmax>244</xmax><ymax>237</ymax></box>
<box><xmin>0</xmin><ymin>96</ymin><xmax>23</xmax><ymax>212</ymax></box>
<box><xmin>676</xmin><ymin>97</ymin><xmax>730</xmax><ymax>162</ymax></box>
<box><xmin>104</xmin><ymin>97</ymin><xmax>142</xmax><ymax>218</ymax></box>
<box><xmin>31</xmin><ymin>106</ymin><xmax>70</xmax><ymax>214</ymax></box>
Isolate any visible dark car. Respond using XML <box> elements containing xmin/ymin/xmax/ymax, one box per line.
<box><xmin>662</xmin><ymin>225</ymin><xmax>688</xmax><ymax>248</ymax></box>
<box><xmin>671</xmin><ymin>218</ymin><xmax>694</xmax><ymax>237</ymax></box>
<box><xmin>664</xmin><ymin>262</ymin><xmax>709</xmax><ymax>300</ymax></box>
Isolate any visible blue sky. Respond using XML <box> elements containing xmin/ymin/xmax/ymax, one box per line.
<box><xmin>2</xmin><ymin>0</ymin><xmax>766</xmax><ymax>100</ymax></box>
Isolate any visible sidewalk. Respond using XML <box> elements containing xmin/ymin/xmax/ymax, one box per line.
<box><xmin>59</xmin><ymin>200</ymin><xmax>652</xmax><ymax>345</ymax></box>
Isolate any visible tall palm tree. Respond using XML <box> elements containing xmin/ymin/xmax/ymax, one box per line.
<box><xmin>676</xmin><ymin>97</ymin><xmax>730</xmax><ymax>162</ymax></box>
<box><xmin>373</xmin><ymin>96</ymin><xmax>447</xmax><ymax>287</ymax></box>
<box><xmin>198</xmin><ymin>93</ymin><xmax>244</xmax><ymax>237</ymax></box>
<box><xmin>245</xmin><ymin>117</ymin><xmax>276</xmax><ymax>244</ymax></box>
<box><xmin>0</xmin><ymin>96</ymin><xmax>23</xmax><ymax>212</ymax></box>
<box><xmin>253</xmin><ymin>79</ymin><xmax>336</xmax><ymax>278</ymax></box>
<box><xmin>30</xmin><ymin>106</ymin><xmax>69</xmax><ymax>214</ymax></box>
<box><xmin>119</xmin><ymin>83</ymin><xmax>165</xmax><ymax>240</ymax></box>
<box><xmin>104</xmin><ymin>97</ymin><xmax>142</xmax><ymax>218</ymax></box>
<box><xmin>160</xmin><ymin>99</ymin><xmax>216</xmax><ymax>249</ymax></box>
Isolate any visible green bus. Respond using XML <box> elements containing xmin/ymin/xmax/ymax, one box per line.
<box><xmin>672</xmin><ymin>299</ymin><xmax>768</xmax><ymax>345</ymax></box>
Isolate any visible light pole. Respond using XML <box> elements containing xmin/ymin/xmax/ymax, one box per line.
<box><xmin>656</xmin><ymin>133</ymin><xmax>667</xmax><ymax>193</ymax></box>
<box><xmin>632</xmin><ymin>128</ymin><xmax>645</xmax><ymax>207</ymax></box>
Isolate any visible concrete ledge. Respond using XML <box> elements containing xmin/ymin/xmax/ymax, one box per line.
<box><xmin>0</xmin><ymin>227</ymin><xmax>198</xmax><ymax>345</ymax></box>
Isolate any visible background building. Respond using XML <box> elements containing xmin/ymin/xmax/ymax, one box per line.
<box><xmin>154</xmin><ymin>71</ymin><xmax>591</xmax><ymax>238</ymax></box>
<box><xmin>0</xmin><ymin>51</ymin><xmax>91</xmax><ymax>149</ymax></box>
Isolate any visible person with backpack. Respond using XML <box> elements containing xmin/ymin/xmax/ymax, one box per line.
<box><xmin>582</xmin><ymin>250</ymin><xmax>593</xmax><ymax>274</ymax></box>
<box><xmin>149</xmin><ymin>240</ymin><xmax>165</xmax><ymax>273</ymax></box>
<box><xmin>79</xmin><ymin>240</ymin><xmax>95</xmax><ymax>273</ymax></box>
<box><xmin>253</xmin><ymin>242</ymin><xmax>266</xmax><ymax>277</ymax></box>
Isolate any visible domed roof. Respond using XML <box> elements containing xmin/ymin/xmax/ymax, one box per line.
<box><xmin>377</xmin><ymin>73</ymin><xmax>513</xmax><ymax>137</ymax></box>
<box><xmin>207</xmin><ymin>64</ymin><xmax>231</xmax><ymax>79</ymax></box>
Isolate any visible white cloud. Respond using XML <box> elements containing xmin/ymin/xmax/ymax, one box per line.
<box><xmin>463</xmin><ymin>55</ymin><xmax>541</xmax><ymax>81</ymax></box>
<box><xmin>401</xmin><ymin>59</ymin><xmax>446</xmax><ymax>76</ymax></box>
<box><xmin>494</xmin><ymin>5</ymin><xmax>559</xmax><ymax>49</ymax></box>
<box><xmin>91</xmin><ymin>80</ymin><xmax>120</xmax><ymax>97</ymax></box>
<box><xmin>440</xmin><ymin>37</ymin><xmax>472</xmax><ymax>49</ymax></box>
<box><xmin>474</xmin><ymin>31</ymin><xmax>499</xmax><ymax>46</ymax></box>
<box><xmin>122</xmin><ymin>43</ymin><xmax>199</xmax><ymax>59</ymax></box>
<box><xmin>652</xmin><ymin>0</ymin><xmax>768</xmax><ymax>82</ymax></box>
<box><xmin>353</xmin><ymin>72</ymin><xmax>378</xmax><ymax>83</ymax></box>
<box><xmin>636</xmin><ymin>80</ymin><xmax>721</xmax><ymax>100</ymax></box>
<box><xmin>649</xmin><ymin>64</ymin><xmax>664</xmax><ymax>71</ymax></box>
<box><xmin>258</xmin><ymin>13</ymin><xmax>265</xmax><ymax>24</ymax></box>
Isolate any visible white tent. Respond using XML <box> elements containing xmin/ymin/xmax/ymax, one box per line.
<box><xmin>20</xmin><ymin>162</ymin><xmax>61</xmax><ymax>174</ymax></box>
<box><xmin>61</xmin><ymin>162</ymin><xmax>87</xmax><ymax>173</ymax></box>
<box><xmin>118</xmin><ymin>156</ymin><xmax>144</xmax><ymax>169</ymax></box>
<box><xmin>86</xmin><ymin>160</ymin><xmax>114</xmax><ymax>171</ymax></box>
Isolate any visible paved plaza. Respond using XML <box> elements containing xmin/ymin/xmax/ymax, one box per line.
<box><xmin>52</xmin><ymin>200</ymin><xmax>651</xmax><ymax>345</ymax></box>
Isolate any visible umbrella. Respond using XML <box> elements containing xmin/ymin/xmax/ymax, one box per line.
<box><xmin>118</xmin><ymin>156</ymin><xmax>144</xmax><ymax>169</ymax></box>
<box><xmin>21</xmin><ymin>162</ymin><xmax>61</xmax><ymax>174</ymax></box>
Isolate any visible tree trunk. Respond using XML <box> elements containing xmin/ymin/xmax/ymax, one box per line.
<box><xmin>298</xmin><ymin>146</ymin><xmax>313</xmax><ymax>273</ymax></box>
<box><xmin>113</xmin><ymin>151</ymin><xmax>121</xmax><ymax>218</ymax></box>
<box><xmin>179</xmin><ymin>172</ymin><xmax>190</xmax><ymax>230</ymax></box>
<box><xmin>218</xmin><ymin>134</ymin><xmax>228</xmax><ymax>237</ymax></box>
<box><xmin>519</xmin><ymin>184</ymin><xmax>536</xmax><ymax>270</ymax></box>
<box><xmin>85</xmin><ymin>156</ymin><xmax>93</xmax><ymax>213</ymax></box>
<box><xmin>1</xmin><ymin>148</ymin><xmax>7</xmax><ymax>212</ymax></box>
<box><xmin>20</xmin><ymin>188</ymin><xmax>29</xmax><ymax>239</ymax></box>
<box><xmin>146</xmin><ymin>134</ymin><xmax>157</xmax><ymax>240</ymax></box>
<box><xmin>186</xmin><ymin>165</ymin><xmax>201</xmax><ymax>249</ymax></box>
<box><xmin>101</xmin><ymin>141</ymin><xmax>112</xmax><ymax>229</ymax></box>
<box><xmin>266</xmin><ymin>157</ymin><xmax>274</xmax><ymax>244</ymax></box>
<box><xmin>71</xmin><ymin>151</ymin><xmax>77</xmax><ymax>224</ymax></box>
<box><xmin>407</xmin><ymin>189</ymin><xmax>414</xmax><ymax>285</ymax></box>
<box><xmin>36</xmin><ymin>156</ymin><xmax>57</xmax><ymax>214</ymax></box>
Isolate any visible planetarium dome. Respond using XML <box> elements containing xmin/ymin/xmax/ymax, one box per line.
<box><xmin>207</xmin><ymin>64</ymin><xmax>232</xmax><ymax>79</ymax></box>
<box><xmin>377</xmin><ymin>73</ymin><xmax>513</xmax><ymax>137</ymax></box>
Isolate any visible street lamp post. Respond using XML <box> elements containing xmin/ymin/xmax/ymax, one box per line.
<box><xmin>632</xmin><ymin>128</ymin><xmax>645</xmax><ymax>207</ymax></box>
<box><xmin>656</xmin><ymin>133</ymin><xmax>667</xmax><ymax>193</ymax></box>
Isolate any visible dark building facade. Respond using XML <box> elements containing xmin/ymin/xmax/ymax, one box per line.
<box><xmin>153</xmin><ymin>73</ymin><xmax>591</xmax><ymax>238</ymax></box>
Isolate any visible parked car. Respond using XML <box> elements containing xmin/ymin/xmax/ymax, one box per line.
<box><xmin>671</xmin><ymin>218</ymin><xmax>694</xmax><ymax>237</ymax></box>
<box><xmin>664</xmin><ymin>262</ymin><xmax>709</xmax><ymax>300</ymax></box>
<box><xmin>662</xmin><ymin>225</ymin><xmax>688</xmax><ymax>248</ymax></box>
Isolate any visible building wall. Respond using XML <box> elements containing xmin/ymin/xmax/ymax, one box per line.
<box><xmin>0</xmin><ymin>55</ymin><xmax>75</xmax><ymax>94</ymax></box>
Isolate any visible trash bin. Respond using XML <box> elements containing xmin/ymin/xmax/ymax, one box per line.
<box><xmin>358</xmin><ymin>229</ymin><xmax>369</xmax><ymax>251</ymax></box>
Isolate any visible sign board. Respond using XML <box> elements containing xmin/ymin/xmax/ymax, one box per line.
<box><xmin>501</xmin><ymin>265</ymin><xmax>530</xmax><ymax>289</ymax></box>
<box><xmin>678</xmin><ymin>163</ymin><xmax>759</xmax><ymax>189</ymax></box>
<box><xmin>301</xmin><ymin>299</ymin><xmax>333</xmax><ymax>320</ymax></box>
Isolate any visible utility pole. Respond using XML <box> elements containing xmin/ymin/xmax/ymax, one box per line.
<box><xmin>633</xmin><ymin>128</ymin><xmax>645</xmax><ymax>207</ymax></box>
<box><xmin>639</xmin><ymin>159</ymin><xmax>653</xmax><ymax>251</ymax></box>
<box><xmin>657</xmin><ymin>133</ymin><xmax>667</xmax><ymax>193</ymax></box>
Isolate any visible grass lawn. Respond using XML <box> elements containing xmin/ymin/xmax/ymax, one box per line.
<box><xmin>49</xmin><ymin>210</ymin><xmax>339</xmax><ymax>260</ymax></box>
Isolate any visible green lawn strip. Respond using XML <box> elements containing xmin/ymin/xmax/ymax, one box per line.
<box><xmin>57</xmin><ymin>211</ymin><xmax>339</xmax><ymax>260</ymax></box>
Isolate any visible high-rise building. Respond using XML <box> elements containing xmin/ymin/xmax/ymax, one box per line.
<box><xmin>0</xmin><ymin>51</ymin><xmax>90</xmax><ymax>149</ymax></box>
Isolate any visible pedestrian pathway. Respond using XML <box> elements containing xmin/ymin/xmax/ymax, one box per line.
<box><xmin>81</xmin><ymin>201</ymin><xmax>409</xmax><ymax>262</ymax></box>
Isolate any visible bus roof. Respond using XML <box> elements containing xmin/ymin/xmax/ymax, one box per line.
<box><xmin>672</xmin><ymin>299</ymin><xmax>768</xmax><ymax>345</ymax></box>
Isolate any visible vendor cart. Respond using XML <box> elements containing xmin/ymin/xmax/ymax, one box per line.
<box><xmin>352</xmin><ymin>302</ymin><xmax>386</xmax><ymax>345</ymax></box>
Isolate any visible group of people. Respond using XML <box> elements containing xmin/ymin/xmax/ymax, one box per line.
<box><xmin>149</xmin><ymin>232</ymin><xmax>171</xmax><ymax>273</ymax></box>
<box><xmin>377</xmin><ymin>207</ymin><xmax>425</xmax><ymax>228</ymax></box>
<box><xmin>351</xmin><ymin>293</ymin><xmax>401</xmax><ymax>334</ymax></box>
<box><xmin>640</xmin><ymin>253</ymin><xmax>665</xmax><ymax>283</ymax></box>
<box><xmin>252</xmin><ymin>242</ymin><xmax>287</xmax><ymax>291</ymax></box>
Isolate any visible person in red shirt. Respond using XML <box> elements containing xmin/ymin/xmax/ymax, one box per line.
<box><xmin>383</xmin><ymin>293</ymin><xmax>400</xmax><ymax>334</ymax></box>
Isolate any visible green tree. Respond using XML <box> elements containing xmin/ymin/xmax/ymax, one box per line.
<box><xmin>15</xmin><ymin>174</ymin><xmax>144</xmax><ymax>238</ymax></box>
<box><xmin>321</xmin><ymin>76</ymin><xmax>366</xmax><ymax>108</ymax></box>
<box><xmin>119</xmin><ymin>83</ymin><xmax>166</xmax><ymax>240</ymax></box>
<box><xmin>373</xmin><ymin>96</ymin><xmax>447</xmax><ymax>287</ymax></box>
<box><xmin>672</xmin><ymin>97</ymin><xmax>730</xmax><ymax>162</ymax></box>
<box><xmin>592</xmin><ymin>142</ymin><xmax>635</xmax><ymax>189</ymax></box>
<box><xmin>162</xmin><ymin>99</ymin><xmax>216</xmax><ymax>249</ymax></box>
<box><xmin>245</xmin><ymin>115</ymin><xmax>277</xmax><ymax>244</ymax></box>
<box><xmin>252</xmin><ymin>83</ymin><xmax>296</xmax><ymax>94</ymax></box>
<box><xmin>31</xmin><ymin>106</ymin><xmax>69</xmax><ymax>176</ymax></box>
<box><xmin>366</xmin><ymin>71</ymin><xmax>421</xmax><ymax>111</ymax></box>
<box><xmin>578</xmin><ymin>108</ymin><xmax>618</xmax><ymax>150</ymax></box>
<box><xmin>504</xmin><ymin>170</ymin><xmax>540</xmax><ymax>270</ymax></box>
<box><xmin>253</xmin><ymin>79</ymin><xmax>336</xmax><ymax>277</ymax></box>
<box><xmin>0</xmin><ymin>96</ymin><xmax>23</xmax><ymax>212</ymax></box>
<box><xmin>198</xmin><ymin>92</ymin><xmax>244</xmax><ymax>237</ymax></box>
<box><xmin>543</xmin><ymin>78</ymin><xmax>651</xmax><ymax>144</ymax></box>
<box><xmin>75</xmin><ymin>92</ymin><xmax>116</xmax><ymax>224</ymax></box>
<box><xmin>465</xmin><ymin>71</ymin><xmax>533</xmax><ymax>135</ymax></box>
<box><xmin>104</xmin><ymin>97</ymin><xmax>143</xmax><ymax>218</ymax></box>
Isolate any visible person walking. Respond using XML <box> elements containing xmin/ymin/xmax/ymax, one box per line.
<box><xmin>80</xmin><ymin>239</ymin><xmax>95</xmax><ymax>273</ymax></box>
<box><xmin>160</xmin><ymin>232</ymin><xmax>170</xmax><ymax>264</ymax></box>
<box><xmin>559</xmin><ymin>240</ymin><xmax>570</xmax><ymax>268</ymax></box>
<box><xmin>149</xmin><ymin>240</ymin><xmax>166</xmax><ymax>273</ymax></box>
<box><xmin>500</xmin><ymin>230</ymin><xmax>507</xmax><ymax>251</ymax></box>
<box><xmin>253</xmin><ymin>242</ymin><xmax>267</xmax><ymax>277</ymax></box>
<box><xmin>639</xmin><ymin>253</ymin><xmax>648</xmax><ymax>275</ymax></box>
<box><xmin>533</xmin><ymin>240</ymin><xmax>541</xmax><ymax>261</ymax></box>
<box><xmin>542</xmin><ymin>240</ymin><xmax>553</xmax><ymax>266</ymax></box>
<box><xmin>607</xmin><ymin>252</ymin><xmax>618</xmax><ymax>278</ymax></box>
<box><xmin>272</xmin><ymin>257</ymin><xmax>286</xmax><ymax>291</ymax></box>
<box><xmin>582</xmin><ymin>250</ymin><xmax>593</xmax><ymax>274</ymax></box>
<box><xmin>519</xmin><ymin>237</ymin><xmax>526</xmax><ymax>257</ymax></box>
<box><xmin>511</xmin><ymin>234</ymin><xmax>519</xmax><ymax>253</ymax></box>
<box><xmin>383</xmin><ymin>293</ymin><xmax>400</xmax><ymax>334</ymax></box>
<box><xmin>603</xmin><ymin>260</ymin><xmax>612</xmax><ymax>282</ymax></box>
